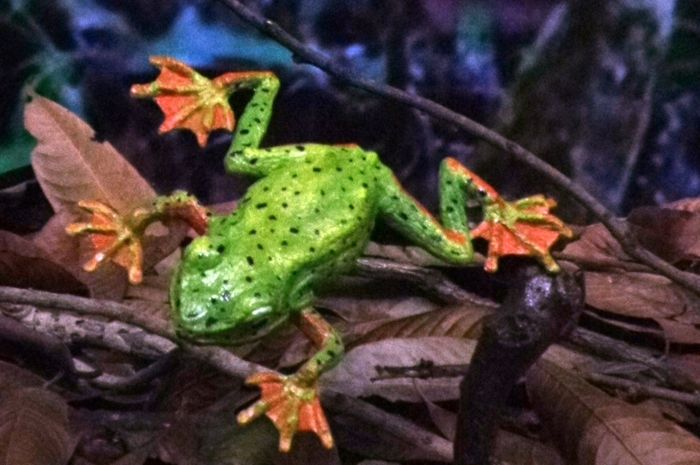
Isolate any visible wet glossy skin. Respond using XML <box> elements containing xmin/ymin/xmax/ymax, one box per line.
<box><xmin>171</xmin><ymin>145</ymin><xmax>391</xmax><ymax>342</ymax></box>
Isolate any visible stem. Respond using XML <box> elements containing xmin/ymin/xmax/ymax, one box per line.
<box><xmin>214</xmin><ymin>0</ymin><xmax>700</xmax><ymax>296</ymax></box>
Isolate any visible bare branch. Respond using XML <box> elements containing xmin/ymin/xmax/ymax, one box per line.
<box><xmin>214</xmin><ymin>0</ymin><xmax>700</xmax><ymax>296</ymax></box>
<box><xmin>584</xmin><ymin>372</ymin><xmax>700</xmax><ymax>408</ymax></box>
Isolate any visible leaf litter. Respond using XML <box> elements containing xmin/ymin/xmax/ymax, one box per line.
<box><xmin>2</xmin><ymin>95</ymin><xmax>700</xmax><ymax>464</ymax></box>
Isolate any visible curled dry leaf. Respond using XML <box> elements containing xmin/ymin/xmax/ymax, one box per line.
<box><xmin>0</xmin><ymin>387</ymin><xmax>76</xmax><ymax>465</ymax></box>
<box><xmin>25</xmin><ymin>95</ymin><xmax>156</xmax><ymax>214</ymax></box>
<box><xmin>560</xmin><ymin>223</ymin><xmax>632</xmax><ymax>270</ymax></box>
<box><xmin>527</xmin><ymin>360</ymin><xmax>700</xmax><ymax>465</ymax></box>
<box><xmin>0</xmin><ymin>229</ymin><xmax>87</xmax><ymax>294</ymax></box>
<box><xmin>25</xmin><ymin>96</ymin><xmax>190</xmax><ymax>289</ymax></box>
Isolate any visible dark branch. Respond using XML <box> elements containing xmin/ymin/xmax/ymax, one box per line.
<box><xmin>214</xmin><ymin>0</ymin><xmax>700</xmax><ymax>297</ymax></box>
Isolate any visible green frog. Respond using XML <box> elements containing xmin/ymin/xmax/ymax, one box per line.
<box><xmin>67</xmin><ymin>57</ymin><xmax>571</xmax><ymax>452</ymax></box>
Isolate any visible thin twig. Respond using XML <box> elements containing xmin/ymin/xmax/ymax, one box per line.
<box><xmin>584</xmin><ymin>372</ymin><xmax>700</xmax><ymax>408</ymax></box>
<box><xmin>356</xmin><ymin>257</ymin><xmax>498</xmax><ymax>307</ymax></box>
<box><xmin>568</xmin><ymin>327</ymin><xmax>700</xmax><ymax>391</ymax></box>
<box><xmin>214</xmin><ymin>0</ymin><xmax>700</xmax><ymax>297</ymax></box>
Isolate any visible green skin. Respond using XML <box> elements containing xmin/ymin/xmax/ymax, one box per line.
<box><xmin>170</xmin><ymin>74</ymin><xmax>488</xmax><ymax>376</ymax></box>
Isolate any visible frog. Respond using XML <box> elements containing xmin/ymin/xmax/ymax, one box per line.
<box><xmin>67</xmin><ymin>57</ymin><xmax>572</xmax><ymax>452</ymax></box>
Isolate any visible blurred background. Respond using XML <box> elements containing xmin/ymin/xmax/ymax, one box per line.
<box><xmin>1</xmin><ymin>0</ymin><xmax>699</xmax><ymax>232</ymax></box>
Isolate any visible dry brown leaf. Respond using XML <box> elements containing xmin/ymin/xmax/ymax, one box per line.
<box><xmin>324</xmin><ymin>337</ymin><xmax>472</xmax><ymax>402</ymax></box>
<box><xmin>324</xmin><ymin>337</ymin><xmax>592</xmax><ymax>403</ymax></box>
<box><xmin>318</xmin><ymin>294</ymin><xmax>440</xmax><ymax>322</ymax></box>
<box><xmin>668</xmin><ymin>355</ymin><xmax>700</xmax><ymax>391</ymax></box>
<box><xmin>527</xmin><ymin>360</ymin><xmax>700</xmax><ymax>465</ymax></box>
<box><xmin>653</xmin><ymin>318</ymin><xmax>700</xmax><ymax>346</ymax></box>
<box><xmin>492</xmin><ymin>430</ymin><xmax>567</xmax><ymax>465</ymax></box>
<box><xmin>345</xmin><ymin>304</ymin><xmax>491</xmax><ymax>345</ymax></box>
<box><xmin>25</xmin><ymin>95</ymin><xmax>155</xmax><ymax>214</ymax></box>
<box><xmin>0</xmin><ymin>361</ymin><xmax>45</xmax><ymax>393</ymax></box>
<box><xmin>0</xmin><ymin>229</ymin><xmax>87</xmax><ymax>294</ymax></box>
<box><xmin>25</xmin><ymin>96</ymin><xmax>190</xmax><ymax>289</ymax></box>
<box><xmin>560</xmin><ymin>223</ymin><xmax>633</xmax><ymax>270</ymax></box>
<box><xmin>0</xmin><ymin>387</ymin><xmax>75</xmax><ymax>465</ymax></box>
<box><xmin>560</xmin><ymin>201</ymin><xmax>700</xmax><ymax>342</ymax></box>
<box><xmin>415</xmin><ymin>383</ymin><xmax>457</xmax><ymax>440</ymax></box>
<box><xmin>667</xmin><ymin>198</ymin><xmax>700</xmax><ymax>212</ymax></box>
<box><xmin>627</xmin><ymin>206</ymin><xmax>700</xmax><ymax>263</ymax></box>
<box><xmin>585</xmin><ymin>271</ymin><xmax>700</xmax><ymax>320</ymax></box>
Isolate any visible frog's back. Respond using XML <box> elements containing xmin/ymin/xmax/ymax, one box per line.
<box><xmin>210</xmin><ymin>145</ymin><xmax>384</xmax><ymax>305</ymax></box>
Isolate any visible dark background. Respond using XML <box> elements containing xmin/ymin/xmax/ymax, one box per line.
<box><xmin>2</xmin><ymin>0</ymin><xmax>699</xmax><ymax>232</ymax></box>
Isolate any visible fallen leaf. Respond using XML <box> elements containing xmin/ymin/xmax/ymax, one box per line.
<box><xmin>325</xmin><ymin>332</ymin><xmax>592</xmax><ymax>404</ymax></box>
<box><xmin>559</xmin><ymin>223</ymin><xmax>633</xmax><ymax>270</ymax></box>
<box><xmin>628</xmin><ymin>206</ymin><xmax>700</xmax><ymax>263</ymax></box>
<box><xmin>317</xmin><ymin>294</ymin><xmax>440</xmax><ymax>323</ymax></box>
<box><xmin>585</xmin><ymin>271</ymin><xmax>700</xmax><ymax>320</ymax></box>
<box><xmin>25</xmin><ymin>96</ymin><xmax>187</xmax><ymax>287</ymax></box>
<box><xmin>0</xmin><ymin>229</ymin><xmax>87</xmax><ymax>294</ymax></box>
<box><xmin>0</xmin><ymin>361</ymin><xmax>44</xmax><ymax>393</ymax></box>
<box><xmin>25</xmin><ymin>95</ymin><xmax>156</xmax><ymax>214</ymax></box>
<box><xmin>527</xmin><ymin>360</ymin><xmax>700</xmax><ymax>465</ymax></box>
<box><xmin>345</xmin><ymin>303</ymin><xmax>491</xmax><ymax>345</ymax></box>
<box><xmin>653</xmin><ymin>318</ymin><xmax>700</xmax><ymax>346</ymax></box>
<box><xmin>667</xmin><ymin>197</ymin><xmax>700</xmax><ymax>213</ymax></box>
<box><xmin>0</xmin><ymin>387</ymin><xmax>76</xmax><ymax>465</ymax></box>
<box><xmin>492</xmin><ymin>429</ymin><xmax>567</xmax><ymax>465</ymax></box>
<box><xmin>323</xmin><ymin>337</ymin><xmax>470</xmax><ymax>402</ymax></box>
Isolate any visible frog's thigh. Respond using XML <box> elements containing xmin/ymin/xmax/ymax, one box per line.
<box><xmin>225</xmin><ymin>144</ymin><xmax>327</xmax><ymax>176</ymax></box>
<box><xmin>378</xmin><ymin>166</ymin><xmax>474</xmax><ymax>263</ymax></box>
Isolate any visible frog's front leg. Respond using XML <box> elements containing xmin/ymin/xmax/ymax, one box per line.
<box><xmin>237</xmin><ymin>308</ymin><xmax>343</xmax><ymax>452</ymax></box>
<box><xmin>66</xmin><ymin>192</ymin><xmax>209</xmax><ymax>284</ymax></box>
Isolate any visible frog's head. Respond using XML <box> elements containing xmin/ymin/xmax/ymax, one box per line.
<box><xmin>170</xmin><ymin>236</ymin><xmax>283</xmax><ymax>343</ymax></box>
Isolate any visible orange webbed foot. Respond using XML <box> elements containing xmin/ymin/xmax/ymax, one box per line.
<box><xmin>66</xmin><ymin>200</ymin><xmax>145</xmax><ymax>284</ymax></box>
<box><xmin>131</xmin><ymin>56</ymin><xmax>275</xmax><ymax>147</ymax></box>
<box><xmin>472</xmin><ymin>194</ymin><xmax>573</xmax><ymax>273</ymax></box>
<box><xmin>66</xmin><ymin>192</ymin><xmax>209</xmax><ymax>284</ymax></box>
<box><xmin>237</xmin><ymin>372</ymin><xmax>333</xmax><ymax>452</ymax></box>
<box><xmin>462</xmin><ymin>172</ymin><xmax>573</xmax><ymax>272</ymax></box>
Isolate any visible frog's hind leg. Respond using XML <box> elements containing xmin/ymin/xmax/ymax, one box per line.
<box><xmin>376</xmin><ymin>163</ymin><xmax>475</xmax><ymax>264</ymax></box>
<box><xmin>439</xmin><ymin>158</ymin><xmax>572</xmax><ymax>271</ymax></box>
<box><xmin>237</xmin><ymin>308</ymin><xmax>343</xmax><ymax>452</ymax></box>
<box><xmin>377</xmin><ymin>157</ymin><xmax>571</xmax><ymax>271</ymax></box>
